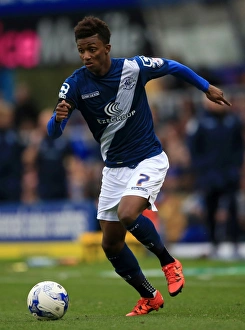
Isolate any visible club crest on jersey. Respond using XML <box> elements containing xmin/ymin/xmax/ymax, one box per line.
<box><xmin>59</xmin><ymin>83</ymin><xmax>70</xmax><ymax>99</ymax></box>
<box><xmin>140</xmin><ymin>56</ymin><xmax>164</xmax><ymax>68</ymax></box>
<box><xmin>122</xmin><ymin>77</ymin><xmax>136</xmax><ymax>90</ymax></box>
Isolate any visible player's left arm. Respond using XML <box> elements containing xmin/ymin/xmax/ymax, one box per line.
<box><xmin>166</xmin><ymin>59</ymin><xmax>231</xmax><ymax>106</ymax></box>
<box><xmin>136</xmin><ymin>56</ymin><xmax>231</xmax><ymax>107</ymax></box>
<box><xmin>205</xmin><ymin>84</ymin><xmax>231</xmax><ymax>106</ymax></box>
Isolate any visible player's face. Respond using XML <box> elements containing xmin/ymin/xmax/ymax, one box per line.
<box><xmin>76</xmin><ymin>35</ymin><xmax>111</xmax><ymax>76</ymax></box>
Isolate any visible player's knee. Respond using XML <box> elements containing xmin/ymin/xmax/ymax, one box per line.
<box><xmin>118</xmin><ymin>196</ymin><xmax>148</xmax><ymax>226</ymax></box>
<box><xmin>117</xmin><ymin>208</ymin><xmax>137</xmax><ymax>227</ymax></box>
<box><xmin>102</xmin><ymin>239</ymin><xmax>124</xmax><ymax>256</ymax></box>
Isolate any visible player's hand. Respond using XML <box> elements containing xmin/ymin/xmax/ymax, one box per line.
<box><xmin>205</xmin><ymin>84</ymin><xmax>231</xmax><ymax>106</ymax></box>
<box><xmin>55</xmin><ymin>100</ymin><xmax>72</xmax><ymax>122</ymax></box>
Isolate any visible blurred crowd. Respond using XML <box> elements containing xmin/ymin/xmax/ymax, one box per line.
<box><xmin>0</xmin><ymin>73</ymin><xmax>245</xmax><ymax>249</ymax></box>
<box><xmin>0</xmin><ymin>82</ymin><xmax>103</xmax><ymax>204</ymax></box>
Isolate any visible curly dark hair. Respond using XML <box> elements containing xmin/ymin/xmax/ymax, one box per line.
<box><xmin>74</xmin><ymin>16</ymin><xmax>111</xmax><ymax>44</ymax></box>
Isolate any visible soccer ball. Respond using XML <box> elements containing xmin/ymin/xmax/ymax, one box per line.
<box><xmin>27</xmin><ymin>281</ymin><xmax>69</xmax><ymax>320</ymax></box>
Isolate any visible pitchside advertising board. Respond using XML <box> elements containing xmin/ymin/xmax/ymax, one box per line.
<box><xmin>0</xmin><ymin>201</ymin><xmax>98</xmax><ymax>241</ymax></box>
<box><xmin>0</xmin><ymin>0</ymin><xmax>186</xmax><ymax>16</ymax></box>
<box><xmin>0</xmin><ymin>0</ymin><xmax>139</xmax><ymax>16</ymax></box>
<box><xmin>0</xmin><ymin>4</ymin><xmax>154</xmax><ymax>69</ymax></box>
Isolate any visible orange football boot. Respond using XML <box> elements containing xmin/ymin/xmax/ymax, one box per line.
<box><xmin>126</xmin><ymin>290</ymin><xmax>164</xmax><ymax>316</ymax></box>
<box><xmin>162</xmin><ymin>259</ymin><xmax>185</xmax><ymax>296</ymax></box>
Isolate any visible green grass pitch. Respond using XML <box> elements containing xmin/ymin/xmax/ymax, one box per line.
<box><xmin>0</xmin><ymin>256</ymin><xmax>244</xmax><ymax>330</ymax></box>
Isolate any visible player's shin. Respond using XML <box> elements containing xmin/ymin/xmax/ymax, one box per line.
<box><xmin>126</xmin><ymin>214</ymin><xmax>174</xmax><ymax>266</ymax></box>
<box><xmin>105</xmin><ymin>243</ymin><xmax>156</xmax><ymax>298</ymax></box>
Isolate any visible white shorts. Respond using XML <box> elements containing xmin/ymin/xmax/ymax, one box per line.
<box><xmin>97</xmin><ymin>151</ymin><xmax>169</xmax><ymax>221</ymax></box>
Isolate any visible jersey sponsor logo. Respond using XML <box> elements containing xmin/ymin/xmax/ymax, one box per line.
<box><xmin>122</xmin><ymin>76</ymin><xmax>136</xmax><ymax>90</ymax></box>
<box><xmin>97</xmin><ymin>110</ymin><xmax>136</xmax><ymax>124</ymax></box>
<box><xmin>81</xmin><ymin>91</ymin><xmax>100</xmax><ymax>99</ymax></box>
<box><xmin>59</xmin><ymin>82</ymin><xmax>70</xmax><ymax>99</ymax></box>
<box><xmin>97</xmin><ymin>101</ymin><xmax>136</xmax><ymax>124</ymax></box>
<box><xmin>104</xmin><ymin>102</ymin><xmax>123</xmax><ymax>117</ymax></box>
<box><xmin>139</xmin><ymin>56</ymin><xmax>164</xmax><ymax>68</ymax></box>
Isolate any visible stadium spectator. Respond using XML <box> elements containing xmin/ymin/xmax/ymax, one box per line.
<box><xmin>13</xmin><ymin>82</ymin><xmax>39</xmax><ymax>146</ymax></box>
<box><xmin>22</xmin><ymin>108</ymin><xmax>73</xmax><ymax>201</ymax></box>
<box><xmin>186</xmin><ymin>96</ymin><xmax>244</xmax><ymax>259</ymax></box>
<box><xmin>0</xmin><ymin>68</ymin><xmax>14</xmax><ymax>104</ymax></box>
<box><xmin>0</xmin><ymin>98</ymin><xmax>24</xmax><ymax>201</ymax></box>
<box><xmin>237</xmin><ymin>164</ymin><xmax>245</xmax><ymax>241</ymax></box>
<box><xmin>47</xmin><ymin>16</ymin><xmax>231</xmax><ymax>316</ymax></box>
<box><xmin>20</xmin><ymin>166</ymin><xmax>39</xmax><ymax>204</ymax></box>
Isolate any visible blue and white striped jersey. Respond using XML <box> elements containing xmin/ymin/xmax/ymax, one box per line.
<box><xmin>47</xmin><ymin>56</ymin><xmax>209</xmax><ymax>167</ymax></box>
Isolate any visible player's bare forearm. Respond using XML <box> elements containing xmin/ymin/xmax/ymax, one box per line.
<box><xmin>205</xmin><ymin>84</ymin><xmax>231</xmax><ymax>106</ymax></box>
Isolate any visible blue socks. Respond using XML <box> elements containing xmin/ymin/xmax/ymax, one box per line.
<box><xmin>107</xmin><ymin>243</ymin><xmax>155</xmax><ymax>297</ymax></box>
<box><xmin>107</xmin><ymin>243</ymin><xmax>143</xmax><ymax>281</ymax></box>
<box><xmin>126</xmin><ymin>214</ymin><xmax>174</xmax><ymax>266</ymax></box>
<box><xmin>105</xmin><ymin>214</ymin><xmax>174</xmax><ymax>297</ymax></box>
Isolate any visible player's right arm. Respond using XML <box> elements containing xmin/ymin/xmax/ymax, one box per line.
<box><xmin>47</xmin><ymin>100</ymin><xmax>73</xmax><ymax>139</ymax></box>
<box><xmin>47</xmin><ymin>77</ymin><xmax>77</xmax><ymax>138</ymax></box>
<box><xmin>55</xmin><ymin>100</ymin><xmax>72</xmax><ymax>122</ymax></box>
